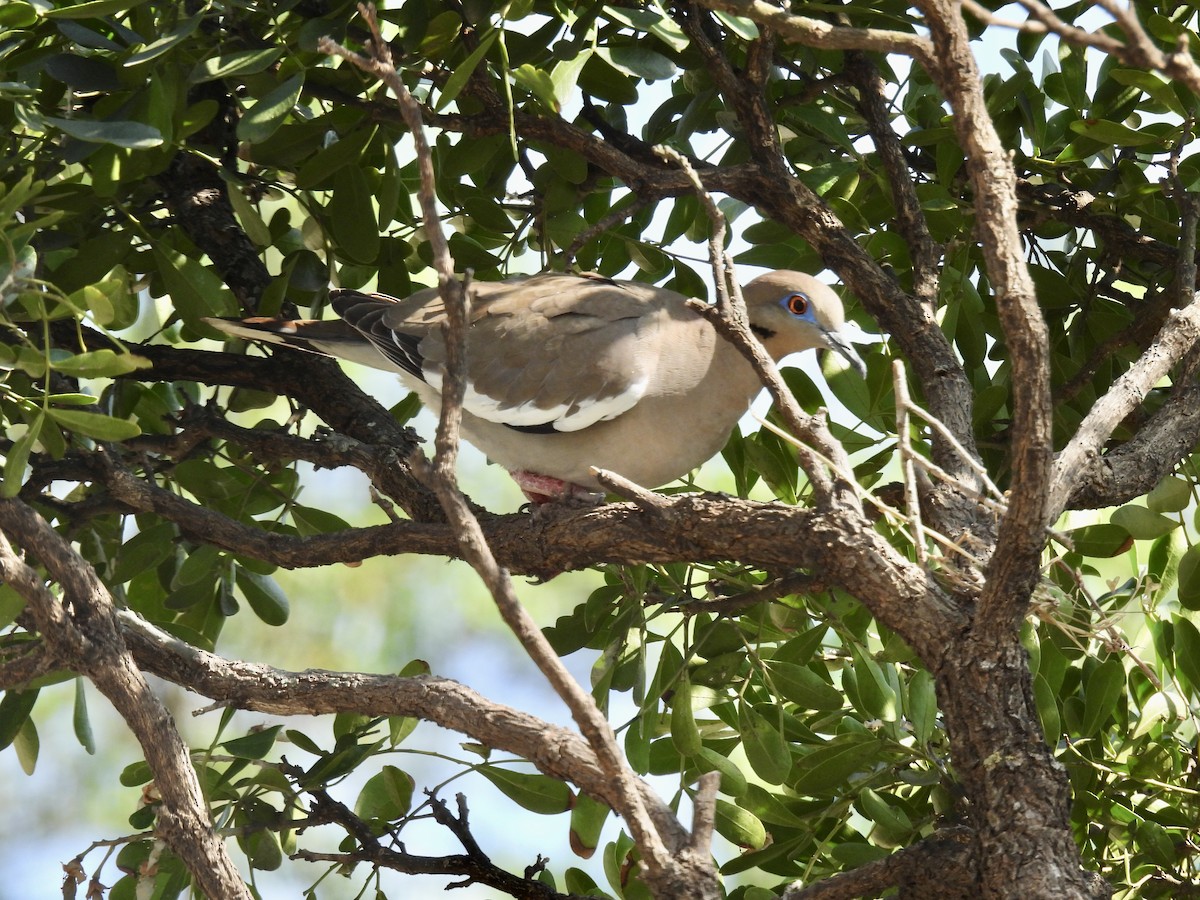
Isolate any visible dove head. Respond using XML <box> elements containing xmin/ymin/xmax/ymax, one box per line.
<box><xmin>742</xmin><ymin>270</ymin><xmax>866</xmax><ymax>377</ymax></box>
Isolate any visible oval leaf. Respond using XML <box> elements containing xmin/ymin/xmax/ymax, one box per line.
<box><xmin>1177</xmin><ymin>545</ymin><xmax>1200</xmax><ymax>609</ymax></box>
<box><xmin>46</xmin><ymin>408</ymin><xmax>140</xmax><ymax>441</ymax></box>
<box><xmin>355</xmin><ymin>765</ymin><xmax>415</xmax><ymax>822</ymax></box>
<box><xmin>44</xmin><ymin>116</ymin><xmax>162</xmax><ymax>149</ymax></box>
<box><xmin>738</xmin><ymin>705</ymin><xmax>791</xmax><ymax>785</ymax></box>
<box><xmin>1082</xmin><ymin>656</ymin><xmax>1126</xmax><ymax>736</ymax></box>
<box><xmin>714</xmin><ymin>799</ymin><xmax>767</xmax><ymax>850</ymax></box>
<box><xmin>1111</xmin><ymin>505</ymin><xmax>1177</xmax><ymax>540</ymax></box>
<box><xmin>235</xmin><ymin>568</ymin><xmax>290</xmax><ymax>626</ymax></box>
<box><xmin>237</xmin><ymin>74</ymin><xmax>303</xmax><ymax>144</ymax></box>
<box><xmin>767</xmin><ymin>661</ymin><xmax>844</xmax><ymax>710</ymax></box>
<box><xmin>478</xmin><ymin>766</ymin><xmax>572</xmax><ymax>815</ymax></box>
<box><xmin>1148</xmin><ymin>476</ymin><xmax>1192</xmax><ymax>513</ymax></box>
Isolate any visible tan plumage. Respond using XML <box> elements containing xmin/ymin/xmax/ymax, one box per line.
<box><xmin>205</xmin><ymin>271</ymin><xmax>864</xmax><ymax>502</ymax></box>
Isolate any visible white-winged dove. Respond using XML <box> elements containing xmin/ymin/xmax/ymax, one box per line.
<box><xmin>206</xmin><ymin>271</ymin><xmax>864</xmax><ymax>502</ymax></box>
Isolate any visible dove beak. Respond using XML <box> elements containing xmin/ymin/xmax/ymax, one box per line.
<box><xmin>821</xmin><ymin>329</ymin><xmax>867</xmax><ymax>378</ymax></box>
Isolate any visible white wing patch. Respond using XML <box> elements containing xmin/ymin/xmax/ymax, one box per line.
<box><xmin>423</xmin><ymin>368</ymin><xmax>649</xmax><ymax>432</ymax></box>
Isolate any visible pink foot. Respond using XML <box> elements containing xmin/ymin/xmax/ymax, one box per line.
<box><xmin>509</xmin><ymin>471</ymin><xmax>603</xmax><ymax>505</ymax></box>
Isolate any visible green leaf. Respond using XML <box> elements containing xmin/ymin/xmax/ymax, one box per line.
<box><xmin>513</xmin><ymin>64</ymin><xmax>560</xmax><ymax>111</ymax></box>
<box><xmin>237</xmin><ymin>74</ymin><xmax>304</xmax><ymax>144</ymax></box>
<box><xmin>1081</xmin><ymin>656</ymin><xmax>1125</xmax><ymax>736</ymax></box>
<box><xmin>125</xmin><ymin>13</ymin><xmax>202</xmax><ymax>66</ymax></box>
<box><xmin>1068</xmin><ymin>118</ymin><xmax>1164</xmax><ymax>147</ymax></box>
<box><xmin>3</xmin><ymin>413</ymin><xmax>42</xmax><ymax>498</ymax></box>
<box><xmin>14</xmin><ymin>719</ymin><xmax>38</xmax><ymax>775</ymax></box>
<box><xmin>40</xmin><ymin>0</ymin><xmax>150</xmax><ymax>18</ymax></box>
<box><xmin>670</xmin><ymin>677</ymin><xmax>703</xmax><ymax>757</ymax></box>
<box><xmin>355</xmin><ymin>765</ymin><xmax>415</xmax><ymax>822</ymax></box>
<box><xmin>45</xmin><ymin>54</ymin><xmax>120</xmax><ymax>91</ymax></box>
<box><xmin>858</xmin><ymin>788</ymin><xmax>912</xmax><ymax>838</ymax></box>
<box><xmin>239</xmin><ymin>829</ymin><xmax>282</xmax><ymax>871</ymax></box>
<box><xmin>174</xmin><ymin>547</ymin><xmax>225</xmax><ymax>588</ymax></box>
<box><xmin>224</xmin><ymin>179</ymin><xmax>272</xmax><ymax>247</ymax></box>
<box><xmin>1177</xmin><ymin>544</ymin><xmax>1200</xmax><ymax>609</ymax></box>
<box><xmin>714</xmin><ymin>10</ymin><xmax>759</xmax><ymax>40</ymax></box>
<box><xmin>551</xmin><ymin>49</ymin><xmax>592</xmax><ymax>111</ymax></box>
<box><xmin>569</xmin><ymin>792</ymin><xmax>608</xmax><ymax>860</ymax></box>
<box><xmin>1148</xmin><ymin>476</ymin><xmax>1192</xmax><ymax>513</ymax></box>
<box><xmin>0</xmin><ymin>689</ymin><xmax>38</xmax><ymax>752</ymax></box>
<box><xmin>1069</xmin><ymin>523</ymin><xmax>1132</xmax><ymax>558</ymax></box>
<box><xmin>1108</xmin><ymin>69</ymin><xmax>1186</xmax><ymax>115</ymax></box>
<box><xmin>1171</xmin><ymin>616</ymin><xmax>1200</xmax><ymax>694</ymax></box>
<box><xmin>478</xmin><ymin>766</ymin><xmax>572</xmax><ymax>815</ymax></box>
<box><xmin>235</xmin><ymin>568</ymin><xmax>290</xmax><ymax>626</ymax></box>
<box><xmin>44</xmin><ymin>117</ymin><xmax>163</xmax><ymax>149</ymax></box>
<box><xmin>765</xmin><ymin>661</ymin><xmax>844</xmax><ymax>710</ymax></box>
<box><xmin>73</xmin><ymin>679</ymin><xmax>96</xmax><ymax>755</ymax></box>
<box><xmin>119</xmin><ymin>759</ymin><xmax>153</xmax><ymax>786</ymax></box>
<box><xmin>596</xmin><ymin>46</ymin><xmax>676</xmax><ymax>81</ymax></box>
<box><xmin>72</xmin><ymin>276</ymin><xmax>138</xmax><ymax>330</ymax></box>
<box><xmin>284</xmin><ymin>729</ymin><xmax>324</xmax><ymax>756</ymax></box>
<box><xmin>847</xmin><ymin>645</ymin><xmax>896</xmax><ymax>719</ymax></box>
<box><xmin>329</xmin><ymin>166</ymin><xmax>380</xmax><ymax>263</ymax></box>
<box><xmin>153</xmin><ymin>246</ymin><xmax>236</xmax><ymax>320</ymax></box>
<box><xmin>713</xmin><ymin>799</ymin><xmax>767</xmax><ymax>850</ymax></box>
<box><xmin>190</xmin><ymin>48</ymin><xmax>283</xmax><ymax>84</ymax></box>
<box><xmin>738</xmin><ymin>705</ymin><xmax>791</xmax><ymax>785</ymax></box>
<box><xmin>1033</xmin><ymin>672</ymin><xmax>1062</xmax><ymax>745</ymax></box>
<box><xmin>907</xmin><ymin>669</ymin><xmax>938</xmax><ymax>743</ymax></box>
<box><xmin>290</xmin><ymin>505</ymin><xmax>351</xmax><ymax>536</ymax></box>
<box><xmin>0</xmin><ymin>2</ymin><xmax>37</xmax><ymax>26</ymax></box>
<box><xmin>1110</xmin><ymin>505</ymin><xmax>1177</xmax><ymax>540</ymax></box>
<box><xmin>0</xmin><ymin>586</ymin><xmax>27</xmax><ymax>630</ymax></box>
<box><xmin>46</xmin><ymin>408</ymin><xmax>140</xmax><ymax>441</ymax></box>
<box><xmin>436</xmin><ymin>31</ymin><xmax>499</xmax><ymax>111</ymax></box>
<box><xmin>111</xmin><ymin>523</ymin><xmax>176</xmax><ymax>583</ymax></box>
<box><xmin>51</xmin><ymin>349</ymin><xmax>150</xmax><ymax>378</ymax></box>
<box><xmin>695</xmin><ymin>746</ymin><xmax>748</xmax><ymax>797</ymax></box>
<box><xmin>791</xmin><ymin>735</ymin><xmax>879</xmax><ymax>795</ymax></box>
<box><xmin>294</xmin><ymin>126</ymin><xmax>376</xmax><ymax>190</ymax></box>
<box><xmin>223</xmin><ymin>725</ymin><xmax>282</xmax><ymax>760</ymax></box>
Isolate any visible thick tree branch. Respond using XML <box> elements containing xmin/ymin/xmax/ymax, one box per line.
<box><xmin>691</xmin><ymin>0</ymin><xmax>934</xmax><ymax>67</ymax></box>
<box><xmin>1049</xmin><ymin>295</ymin><xmax>1200</xmax><ymax>516</ymax></box>
<box><xmin>51</xmin><ymin>321</ymin><xmax>443</xmax><ymax>522</ymax></box>
<box><xmin>91</xmin><ymin>456</ymin><xmax>961</xmax><ymax>647</ymax></box>
<box><xmin>118</xmin><ymin>610</ymin><xmax>685</xmax><ymax>848</ymax></box>
<box><xmin>1066</xmin><ymin>359</ymin><xmax>1200</xmax><ymax>509</ymax></box>
<box><xmin>1049</xmin><ymin>190</ymin><xmax>1200</xmax><ymax>518</ymax></box>
<box><xmin>783</xmin><ymin>827</ymin><xmax>975</xmax><ymax>899</ymax></box>
<box><xmin>919</xmin><ymin>0</ymin><xmax>1052</xmax><ymax>629</ymax></box>
<box><xmin>0</xmin><ymin>500</ymin><xmax>250</xmax><ymax>900</ymax></box>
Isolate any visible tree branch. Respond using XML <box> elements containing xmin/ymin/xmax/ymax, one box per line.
<box><xmin>782</xmin><ymin>828</ymin><xmax>975</xmax><ymax>899</ymax></box>
<box><xmin>918</xmin><ymin>0</ymin><xmax>1052</xmax><ymax>630</ymax></box>
<box><xmin>117</xmin><ymin>609</ymin><xmax>684</xmax><ymax>845</ymax></box>
<box><xmin>691</xmin><ymin>0</ymin><xmax>935</xmax><ymax>67</ymax></box>
<box><xmin>0</xmin><ymin>500</ymin><xmax>250</xmax><ymax>900</ymax></box>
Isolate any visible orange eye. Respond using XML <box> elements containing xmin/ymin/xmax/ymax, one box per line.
<box><xmin>785</xmin><ymin>293</ymin><xmax>809</xmax><ymax>316</ymax></box>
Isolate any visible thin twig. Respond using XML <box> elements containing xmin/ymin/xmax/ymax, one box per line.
<box><xmin>752</xmin><ymin>414</ymin><xmax>986</xmax><ymax>569</ymax></box>
<box><xmin>893</xmin><ymin>361</ymin><xmax>928</xmax><ymax>564</ymax></box>
<box><xmin>323</xmin><ymin>5</ymin><xmax>696</xmax><ymax>889</ymax></box>
<box><xmin>652</xmin><ymin>143</ymin><xmax>855</xmax><ymax>505</ymax></box>
<box><xmin>590</xmin><ymin>466</ymin><xmax>674</xmax><ymax>514</ymax></box>
<box><xmin>903</xmin><ymin>403</ymin><xmax>1005</xmax><ymax>503</ymax></box>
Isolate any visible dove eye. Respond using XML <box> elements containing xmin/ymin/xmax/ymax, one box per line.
<box><xmin>784</xmin><ymin>292</ymin><xmax>810</xmax><ymax>316</ymax></box>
